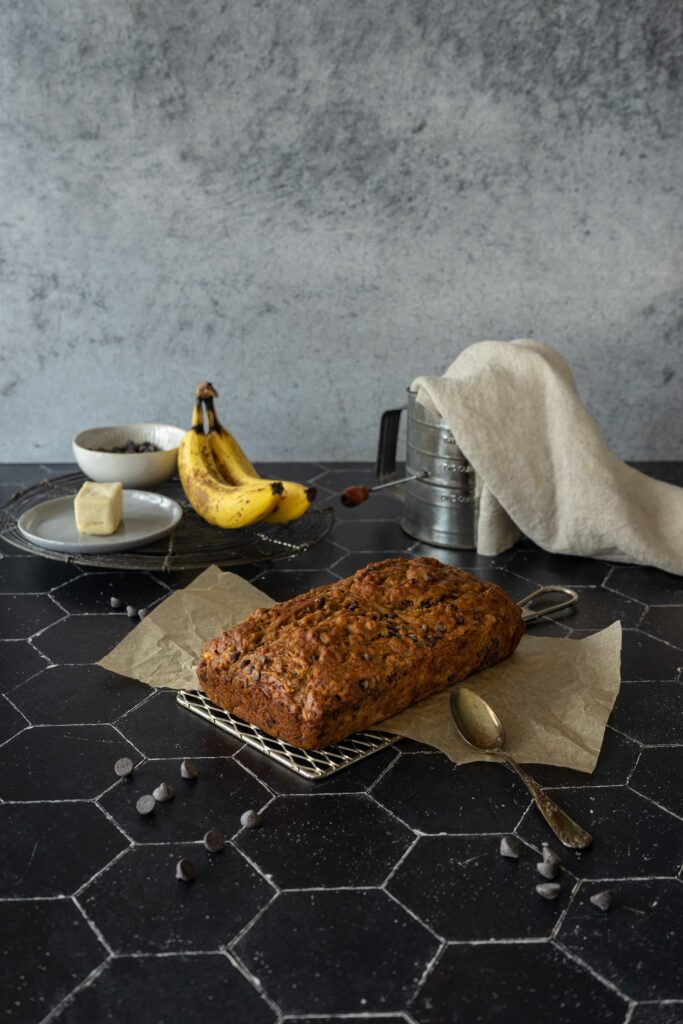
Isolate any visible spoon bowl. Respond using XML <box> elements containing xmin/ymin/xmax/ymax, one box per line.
<box><xmin>450</xmin><ymin>686</ymin><xmax>505</xmax><ymax>753</ymax></box>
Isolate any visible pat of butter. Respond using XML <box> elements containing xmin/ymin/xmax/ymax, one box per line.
<box><xmin>74</xmin><ymin>482</ymin><xmax>123</xmax><ymax>536</ymax></box>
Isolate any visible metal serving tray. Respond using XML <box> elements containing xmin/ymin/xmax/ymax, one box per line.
<box><xmin>176</xmin><ymin>689</ymin><xmax>400</xmax><ymax>780</ymax></box>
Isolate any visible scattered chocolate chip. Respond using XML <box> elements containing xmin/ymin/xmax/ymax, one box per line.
<box><xmin>455</xmin><ymin>615</ymin><xmax>465</xmax><ymax>625</ymax></box>
<box><xmin>136</xmin><ymin>794</ymin><xmax>155</xmax><ymax>816</ymax></box>
<box><xmin>358</xmin><ymin>679</ymin><xmax>369</xmax><ymax>691</ymax></box>
<box><xmin>138</xmin><ymin>608</ymin><xmax>149</xmax><ymax>620</ymax></box>
<box><xmin>316</xmin><ymin>596</ymin><xmax>326</xmax><ymax>609</ymax></box>
<box><xmin>590</xmin><ymin>890</ymin><xmax>614</xmax><ymax>911</ymax></box>
<box><xmin>536</xmin><ymin>882</ymin><xmax>561</xmax><ymax>900</ymax></box>
<box><xmin>347</xmin><ymin>601</ymin><xmax>358</xmax><ymax>610</ymax></box>
<box><xmin>126</xmin><ymin>605</ymin><xmax>138</xmax><ymax>618</ymax></box>
<box><xmin>114</xmin><ymin>757</ymin><xmax>134</xmax><ymax>778</ymax></box>
<box><xmin>203</xmin><ymin>830</ymin><xmax>226</xmax><ymax>853</ymax></box>
<box><xmin>229</xmin><ymin>651</ymin><xmax>239</xmax><ymax>663</ymax></box>
<box><xmin>180</xmin><ymin>759</ymin><xmax>198</xmax><ymax>780</ymax></box>
<box><xmin>110</xmin><ymin>596</ymin><xmax>122</xmax><ymax>609</ymax></box>
<box><xmin>499</xmin><ymin>835</ymin><xmax>521</xmax><ymax>859</ymax></box>
<box><xmin>421</xmin><ymin>624</ymin><xmax>429</xmax><ymax>634</ymax></box>
<box><xmin>536</xmin><ymin>859</ymin><xmax>559</xmax><ymax>880</ymax></box>
<box><xmin>175</xmin><ymin>858</ymin><xmax>196</xmax><ymax>881</ymax></box>
<box><xmin>240</xmin><ymin>809</ymin><xmax>261</xmax><ymax>829</ymax></box>
<box><xmin>541</xmin><ymin>844</ymin><xmax>562</xmax><ymax>869</ymax></box>
<box><xmin>152</xmin><ymin>783</ymin><xmax>175</xmax><ymax>802</ymax></box>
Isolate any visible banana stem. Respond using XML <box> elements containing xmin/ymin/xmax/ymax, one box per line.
<box><xmin>202</xmin><ymin>396</ymin><xmax>221</xmax><ymax>434</ymax></box>
<box><xmin>191</xmin><ymin>399</ymin><xmax>205</xmax><ymax>433</ymax></box>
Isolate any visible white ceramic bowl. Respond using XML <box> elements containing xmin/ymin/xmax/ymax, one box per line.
<box><xmin>72</xmin><ymin>424</ymin><xmax>186</xmax><ymax>488</ymax></box>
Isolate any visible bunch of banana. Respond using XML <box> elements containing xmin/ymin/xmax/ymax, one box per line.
<box><xmin>178</xmin><ymin>398</ymin><xmax>285</xmax><ymax>529</ymax></box>
<box><xmin>197</xmin><ymin>382</ymin><xmax>317</xmax><ymax>524</ymax></box>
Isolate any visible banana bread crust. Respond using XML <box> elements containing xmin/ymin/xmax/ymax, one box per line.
<box><xmin>196</xmin><ymin>557</ymin><xmax>524</xmax><ymax>749</ymax></box>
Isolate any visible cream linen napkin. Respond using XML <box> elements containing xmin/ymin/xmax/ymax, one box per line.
<box><xmin>412</xmin><ymin>339</ymin><xmax>683</xmax><ymax>573</ymax></box>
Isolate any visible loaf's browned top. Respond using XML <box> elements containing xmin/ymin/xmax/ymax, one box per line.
<box><xmin>196</xmin><ymin>557</ymin><xmax>524</xmax><ymax>748</ymax></box>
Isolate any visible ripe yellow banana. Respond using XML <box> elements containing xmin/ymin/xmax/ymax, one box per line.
<box><xmin>178</xmin><ymin>400</ymin><xmax>284</xmax><ymax>529</ymax></box>
<box><xmin>197</xmin><ymin>383</ymin><xmax>316</xmax><ymax>525</ymax></box>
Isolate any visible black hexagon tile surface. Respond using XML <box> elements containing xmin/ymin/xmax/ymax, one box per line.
<box><xmin>630</xmin><ymin>746</ymin><xmax>683</xmax><ymax>818</ymax></box>
<box><xmin>0</xmin><ymin>724</ymin><xmax>140</xmax><ymax>801</ymax></box>
<box><xmin>411</xmin><ymin>942</ymin><xmax>627</xmax><ymax>1023</ymax></box>
<box><xmin>80</xmin><ymin>843</ymin><xmax>274</xmax><ymax>954</ymax></box>
<box><xmin>0</xmin><ymin>593</ymin><xmax>63</xmax><ymax>639</ymax></box>
<box><xmin>52</xmin><ymin>572</ymin><xmax>168</xmax><ymax>614</ymax></box>
<box><xmin>235</xmin><ymin>794</ymin><xmax>413</xmax><ymax>888</ymax></box>
<box><xmin>0</xmin><ymin>555</ymin><xmax>81</xmax><ymax>593</ymax></box>
<box><xmin>1</xmin><ymin>461</ymin><xmax>682</xmax><ymax>1024</ymax></box>
<box><xmin>0</xmin><ymin>692</ymin><xmax>27</xmax><ymax>745</ymax></box>
<box><xmin>11</xmin><ymin>664</ymin><xmax>150</xmax><ymax>725</ymax></box>
<box><xmin>54</xmin><ymin>954</ymin><xmax>277</xmax><ymax>1024</ymax></box>
<box><xmin>0</xmin><ymin>801</ymin><xmax>129</xmax><ymax>897</ymax></box>
<box><xmin>558</xmin><ymin>879</ymin><xmax>683</xmax><ymax>1001</ymax></box>
<box><xmin>234</xmin><ymin>889</ymin><xmax>439</xmax><ymax>1015</ymax></box>
<box><xmin>516</xmin><ymin>786</ymin><xmax>683</xmax><ymax>878</ymax></box>
<box><xmin>33</xmin><ymin>613</ymin><xmax>133</xmax><ymax>664</ymax></box>
<box><xmin>0</xmin><ymin>899</ymin><xmax>106</xmax><ymax>1024</ymax></box>
<box><xmin>116</xmin><ymin>690</ymin><xmax>243</xmax><ymax>757</ymax></box>
<box><xmin>386</xmin><ymin>834</ymin><xmax>568</xmax><ymax>941</ymax></box>
<box><xmin>373</xmin><ymin>753</ymin><xmax>530</xmax><ymax>833</ymax></box>
<box><xmin>0</xmin><ymin>638</ymin><xmax>48</xmax><ymax>692</ymax></box>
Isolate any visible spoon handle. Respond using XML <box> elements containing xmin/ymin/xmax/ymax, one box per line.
<box><xmin>500</xmin><ymin>754</ymin><xmax>593</xmax><ymax>849</ymax></box>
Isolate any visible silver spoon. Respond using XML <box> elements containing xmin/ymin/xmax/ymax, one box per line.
<box><xmin>450</xmin><ymin>687</ymin><xmax>593</xmax><ymax>849</ymax></box>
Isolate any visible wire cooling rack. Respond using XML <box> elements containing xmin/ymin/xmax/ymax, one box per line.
<box><xmin>176</xmin><ymin>689</ymin><xmax>399</xmax><ymax>780</ymax></box>
<box><xmin>0</xmin><ymin>473</ymin><xmax>334</xmax><ymax>571</ymax></box>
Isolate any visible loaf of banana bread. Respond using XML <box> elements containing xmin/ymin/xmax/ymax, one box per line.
<box><xmin>196</xmin><ymin>557</ymin><xmax>524</xmax><ymax>749</ymax></box>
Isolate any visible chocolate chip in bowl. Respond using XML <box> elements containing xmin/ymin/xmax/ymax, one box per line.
<box><xmin>72</xmin><ymin>423</ymin><xmax>185</xmax><ymax>488</ymax></box>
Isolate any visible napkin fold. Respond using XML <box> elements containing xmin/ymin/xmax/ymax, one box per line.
<box><xmin>412</xmin><ymin>339</ymin><xmax>683</xmax><ymax>574</ymax></box>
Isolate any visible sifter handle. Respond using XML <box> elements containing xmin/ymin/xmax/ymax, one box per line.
<box><xmin>376</xmin><ymin>408</ymin><xmax>404</xmax><ymax>484</ymax></box>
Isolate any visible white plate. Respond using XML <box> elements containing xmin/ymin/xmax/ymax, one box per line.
<box><xmin>17</xmin><ymin>490</ymin><xmax>183</xmax><ymax>554</ymax></box>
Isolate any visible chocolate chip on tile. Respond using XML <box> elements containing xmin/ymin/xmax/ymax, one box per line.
<box><xmin>110</xmin><ymin>596</ymin><xmax>122</xmax><ymax>609</ymax></box>
<box><xmin>114</xmin><ymin>757</ymin><xmax>134</xmax><ymax>778</ymax></box>
<box><xmin>590</xmin><ymin>890</ymin><xmax>614</xmax><ymax>911</ymax></box>
<box><xmin>536</xmin><ymin>883</ymin><xmax>561</xmax><ymax>900</ymax></box>
<box><xmin>203</xmin><ymin>830</ymin><xmax>226</xmax><ymax>853</ymax></box>
<box><xmin>240</xmin><ymin>809</ymin><xmax>261</xmax><ymax>829</ymax></box>
<box><xmin>152</xmin><ymin>783</ymin><xmax>175</xmax><ymax>802</ymax></box>
<box><xmin>499</xmin><ymin>835</ymin><xmax>521</xmax><ymax>859</ymax></box>
<box><xmin>126</xmin><ymin>606</ymin><xmax>138</xmax><ymax>618</ymax></box>
<box><xmin>541</xmin><ymin>844</ymin><xmax>561</xmax><ymax>869</ymax></box>
<box><xmin>536</xmin><ymin>860</ymin><xmax>559</xmax><ymax>880</ymax></box>
<box><xmin>175</xmin><ymin>858</ymin><xmax>196</xmax><ymax>882</ymax></box>
<box><xmin>138</xmin><ymin>608</ymin><xmax>149</xmax><ymax>620</ymax></box>
<box><xmin>136</xmin><ymin>794</ymin><xmax>156</xmax><ymax>816</ymax></box>
<box><xmin>180</xmin><ymin>759</ymin><xmax>198</xmax><ymax>780</ymax></box>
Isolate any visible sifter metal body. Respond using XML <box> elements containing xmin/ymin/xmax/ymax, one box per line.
<box><xmin>377</xmin><ymin>390</ymin><xmax>477</xmax><ymax>549</ymax></box>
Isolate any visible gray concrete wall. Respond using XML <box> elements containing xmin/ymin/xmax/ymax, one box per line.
<box><xmin>1</xmin><ymin>0</ymin><xmax>681</xmax><ymax>462</ymax></box>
